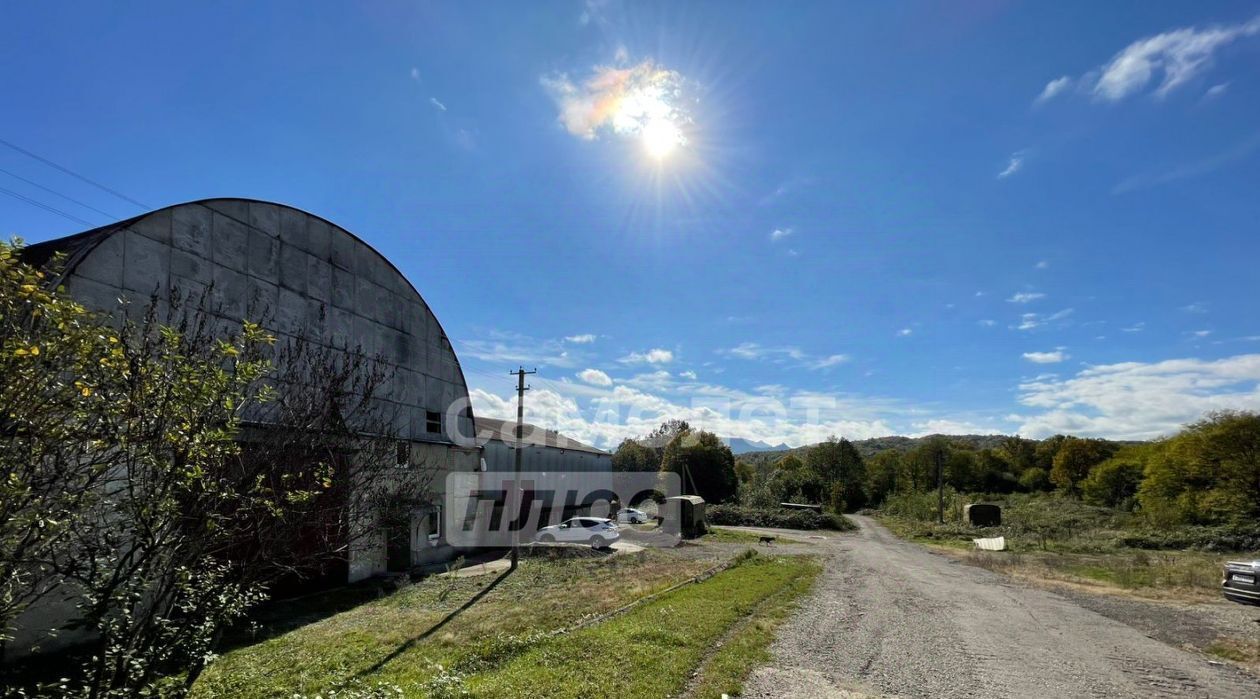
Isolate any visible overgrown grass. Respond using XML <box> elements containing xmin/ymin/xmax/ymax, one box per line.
<box><xmin>684</xmin><ymin>558</ymin><xmax>819</xmax><ymax>698</ymax></box>
<box><xmin>192</xmin><ymin>550</ymin><xmax>715</xmax><ymax>698</ymax></box>
<box><xmin>193</xmin><ymin>550</ymin><xmax>819</xmax><ymax>698</ymax></box>
<box><xmin>877</xmin><ymin>493</ymin><xmax>1255</xmax><ymax>598</ymax></box>
<box><xmin>1206</xmin><ymin>638</ymin><xmax>1260</xmax><ymax>664</ymax></box>
<box><xmin>464</xmin><ymin>554</ymin><xmax>820</xmax><ymax>698</ymax></box>
<box><xmin>707</xmin><ymin>505</ymin><xmax>856</xmax><ymax>531</ymax></box>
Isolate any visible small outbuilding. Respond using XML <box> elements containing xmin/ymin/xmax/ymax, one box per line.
<box><xmin>964</xmin><ymin>503</ymin><xmax>1002</xmax><ymax>527</ymax></box>
<box><xmin>664</xmin><ymin>495</ymin><xmax>707</xmax><ymax>538</ymax></box>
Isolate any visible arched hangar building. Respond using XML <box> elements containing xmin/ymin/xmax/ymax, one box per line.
<box><xmin>23</xmin><ymin>198</ymin><xmax>480</xmax><ymax>582</ymax></box>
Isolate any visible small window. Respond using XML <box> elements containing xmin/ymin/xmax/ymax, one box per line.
<box><xmin>428</xmin><ymin>506</ymin><xmax>441</xmax><ymax>542</ymax></box>
<box><xmin>426</xmin><ymin>410</ymin><xmax>442</xmax><ymax>434</ymax></box>
<box><xmin>395</xmin><ymin>441</ymin><xmax>410</xmax><ymax>467</ymax></box>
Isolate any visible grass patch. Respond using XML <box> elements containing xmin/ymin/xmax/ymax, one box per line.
<box><xmin>1206</xmin><ymin>638</ymin><xmax>1260</xmax><ymax>665</ymax></box>
<box><xmin>685</xmin><ymin>559</ymin><xmax>820</xmax><ymax>698</ymax></box>
<box><xmin>192</xmin><ymin>549</ymin><xmax>717</xmax><ymax>698</ymax></box>
<box><xmin>464</xmin><ymin>554</ymin><xmax>820</xmax><ymax>698</ymax></box>
<box><xmin>702</xmin><ymin>527</ymin><xmax>766</xmax><ymax>544</ymax></box>
<box><xmin>877</xmin><ymin>503</ymin><xmax>1244</xmax><ymax>599</ymax></box>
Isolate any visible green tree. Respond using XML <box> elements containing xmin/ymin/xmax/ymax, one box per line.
<box><xmin>1018</xmin><ymin>467</ymin><xmax>1053</xmax><ymax>492</ymax></box>
<box><xmin>999</xmin><ymin>435</ymin><xmax>1037</xmax><ymax>473</ymax></box>
<box><xmin>612</xmin><ymin>438</ymin><xmax>658</xmax><ymax>472</ymax></box>
<box><xmin>776</xmin><ymin>453</ymin><xmax>804</xmax><ymax>472</ymax></box>
<box><xmin>1138</xmin><ymin>411</ymin><xmax>1260</xmax><ymax>525</ymax></box>
<box><xmin>1049</xmin><ymin>437</ymin><xmax>1117</xmax><ymax>495</ymax></box>
<box><xmin>864</xmin><ymin>450</ymin><xmax>902</xmax><ymax>506</ymax></box>
<box><xmin>805</xmin><ymin>436</ymin><xmax>867</xmax><ymax>511</ymax></box>
<box><xmin>1081</xmin><ymin>451</ymin><xmax>1146</xmax><ymax>509</ymax></box>
<box><xmin>659</xmin><ymin>429</ymin><xmax>737</xmax><ymax>504</ymax></box>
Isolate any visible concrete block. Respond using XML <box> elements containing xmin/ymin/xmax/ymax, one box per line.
<box><xmin>74</xmin><ymin>232</ymin><xmax>125</xmax><ymax>288</ymax></box>
<box><xmin>331</xmin><ymin>266</ymin><xmax>356</xmax><ymax>310</ymax></box>
<box><xmin>129</xmin><ymin>209</ymin><xmax>171</xmax><ymax>245</ymax></box>
<box><xmin>425</xmin><ymin>342</ymin><xmax>442</xmax><ymax>378</ymax></box>
<box><xmin>353</xmin><ymin>315</ymin><xmax>377</xmax><ymax>356</ymax></box>
<box><xmin>354</xmin><ymin>240</ymin><xmax>379</xmax><ymax>279</ymax></box>
<box><xmin>65</xmin><ymin>275</ymin><xmax>123</xmax><ymax>315</ymax></box>
<box><xmin>327</xmin><ymin>306</ymin><xmax>353</xmax><ymax>349</ymax></box>
<box><xmin>278</xmin><ymin>243</ymin><xmax>308</xmax><ymax>294</ymax></box>
<box><xmin>172</xmin><ymin>204</ymin><xmax>211</xmax><ymax>257</ymax></box>
<box><xmin>330</xmin><ymin>230</ymin><xmax>355</xmax><ymax>271</ymax></box>
<box><xmin>245</xmin><ymin>276</ymin><xmax>279</xmax><ymax>321</ymax></box>
<box><xmin>307</xmin><ymin>298</ymin><xmax>327</xmax><ymax>336</ymax></box>
<box><xmin>276</xmin><ymin>287</ymin><xmax>307</xmax><ymax>335</ymax></box>
<box><xmin>278</xmin><ymin>207</ymin><xmax>305</xmax><ymax>243</ymax></box>
<box><xmin>204</xmin><ymin>199</ymin><xmax>248</xmax><ymax>221</ymax></box>
<box><xmin>211</xmin><ymin>266</ymin><xmax>249</xmax><ymax>319</ymax></box>
<box><xmin>406</xmin><ymin>337</ymin><xmax>428</xmax><ymax>374</ymax></box>
<box><xmin>249</xmin><ymin>201</ymin><xmax>281</xmax><ymax>237</ymax></box>
<box><xmin>247</xmin><ymin>229</ymin><xmax>279</xmax><ymax>281</ymax></box>
<box><xmin>121</xmin><ymin>232</ymin><xmax>169</xmax><ymax>298</ymax></box>
<box><xmin>305</xmin><ymin>256</ymin><xmax>332</xmax><ymax>302</ymax></box>
<box><xmin>211</xmin><ymin>212</ymin><xmax>249</xmax><ymax>272</ymax></box>
<box><xmin>170</xmin><ymin>247</ymin><xmax>212</xmax><ymax>285</ymax></box>
<box><xmin>305</xmin><ymin>218</ymin><xmax>332</xmax><ymax>260</ymax></box>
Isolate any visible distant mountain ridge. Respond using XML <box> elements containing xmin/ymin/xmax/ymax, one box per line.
<box><xmin>736</xmin><ymin>434</ymin><xmax>1043</xmax><ymax>464</ymax></box>
<box><xmin>723</xmin><ymin>437</ymin><xmax>791</xmax><ymax>454</ymax></box>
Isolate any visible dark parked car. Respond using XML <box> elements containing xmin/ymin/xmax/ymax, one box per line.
<box><xmin>1222</xmin><ymin>560</ymin><xmax>1260</xmax><ymax>606</ymax></box>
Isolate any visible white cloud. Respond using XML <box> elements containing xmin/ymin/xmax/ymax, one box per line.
<box><xmin>1113</xmin><ymin>131</ymin><xmax>1260</xmax><ymax>193</ymax></box>
<box><xmin>1013</xmin><ymin>353</ymin><xmax>1260</xmax><ymax>440</ymax></box>
<box><xmin>1047</xmin><ymin>16</ymin><xmax>1260</xmax><ymax>103</ymax></box>
<box><xmin>808</xmin><ymin>354</ymin><xmax>850</xmax><ymax>370</ymax></box>
<box><xmin>1008</xmin><ymin>292</ymin><xmax>1046</xmax><ymax>303</ymax></box>
<box><xmin>429</xmin><ymin>97</ymin><xmax>447</xmax><ymax>111</ymax></box>
<box><xmin>541</xmin><ymin>60</ymin><xmax>691</xmax><ymax>143</ymax></box>
<box><xmin>978</xmin><ymin>319</ymin><xmax>997</xmax><ymax>327</ymax></box>
<box><xmin>722</xmin><ymin>343</ymin><xmax>845</xmax><ymax>370</ymax></box>
<box><xmin>620</xmin><ymin>348</ymin><xmax>674</xmax><ymax>364</ymax></box>
<box><xmin>1035</xmin><ymin>260</ymin><xmax>1050</xmax><ymax>269</ymax></box>
<box><xmin>565</xmin><ymin>334</ymin><xmax>597</xmax><ymax>344</ymax></box>
<box><xmin>1015</xmin><ymin>308</ymin><xmax>1074</xmax><ymax>331</ymax></box>
<box><xmin>1121</xmin><ymin>322</ymin><xmax>1146</xmax><ymax>333</ymax></box>
<box><xmin>577</xmin><ymin>368</ymin><xmax>612</xmax><ymax>386</ymax></box>
<box><xmin>1182</xmin><ymin>302</ymin><xmax>1208</xmax><ymax>314</ymax></box>
<box><xmin>679</xmin><ymin>370</ymin><xmax>697</xmax><ymax>380</ymax></box>
<box><xmin>1034</xmin><ymin>75</ymin><xmax>1074</xmax><ymax>104</ymax></box>
<box><xmin>458</xmin><ymin>330</ymin><xmax>586</xmax><ymax>368</ymax></box>
<box><xmin>770</xmin><ymin>227</ymin><xmax>793</xmax><ymax>242</ymax></box>
<box><xmin>1023</xmin><ymin>350</ymin><xmax>1069</xmax><ymax>364</ymax></box>
<box><xmin>1205</xmin><ymin>82</ymin><xmax>1230</xmax><ymax>98</ymax></box>
<box><xmin>1191</xmin><ymin>330</ymin><xmax>1213</xmax><ymax>338</ymax></box>
<box><xmin>998</xmin><ymin>153</ymin><xmax>1024</xmax><ymax>179</ymax></box>
<box><xmin>897</xmin><ymin>328</ymin><xmax>913</xmax><ymax>337</ymax></box>
<box><xmin>410</xmin><ymin>67</ymin><xmax>421</xmax><ymax>81</ymax></box>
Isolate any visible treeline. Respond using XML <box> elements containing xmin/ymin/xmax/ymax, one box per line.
<box><xmin>613</xmin><ymin>410</ymin><xmax>1260</xmax><ymax>526</ymax></box>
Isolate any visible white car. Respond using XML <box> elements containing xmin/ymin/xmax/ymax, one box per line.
<box><xmin>617</xmin><ymin>508</ymin><xmax>649</xmax><ymax>524</ymax></box>
<box><xmin>535</xmin><ymin>517</ymin><xmax>621</xmax><ymax>548</ymax></box>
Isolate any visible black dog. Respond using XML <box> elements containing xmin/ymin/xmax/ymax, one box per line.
<box><xmin>758</xmin><ymin>535</ymin><xmax>776</xmax><ymax>546</ymax></box>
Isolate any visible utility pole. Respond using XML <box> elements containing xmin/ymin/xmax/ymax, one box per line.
<box><xmin>509</xmin><ymin>367</ymin><xmax>536</xmax><ymax>571</ymax></box>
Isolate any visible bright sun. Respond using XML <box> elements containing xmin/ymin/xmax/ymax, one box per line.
<box><xmin>641</xmin><ymin>117</ymin><xmax>684</xmax><ymax>160</ymax></box>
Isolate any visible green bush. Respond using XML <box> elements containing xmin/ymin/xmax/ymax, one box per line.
<box><xmin>707</xmin><ymin>505</ymin><xmax>856</xmax><ymax>531</ymax></box>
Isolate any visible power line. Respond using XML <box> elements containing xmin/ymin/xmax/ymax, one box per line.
<box><xmin>0</xmin><ymin>166</ymin><xmax>118</xmax><ymax>221</ymax></box>
<box><xmin>0</xmin><ymin>137</ymin><xmax>148</xmax><ymax>210</ymax></box>
<box><xmin>0</xmin><ymin>185</ymin><xmax>95</xmax><ymax>227</ymax></box>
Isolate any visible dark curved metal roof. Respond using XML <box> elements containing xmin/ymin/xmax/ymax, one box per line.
<box><xmin>21</xmin><ymin>197</ymin><xmax>477</xmax><ymax>429</ymax></box>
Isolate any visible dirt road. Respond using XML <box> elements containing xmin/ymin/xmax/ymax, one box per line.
<box><xmin>742</xmin><ymin>516</ymin><xmax>1258</xmax><ymax>698</ymax></box>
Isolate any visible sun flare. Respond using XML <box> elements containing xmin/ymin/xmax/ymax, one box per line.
<box><xmin>641</xmin><ymin>117</ymin><xmax>684</xmax><ymax>159</ymax></box>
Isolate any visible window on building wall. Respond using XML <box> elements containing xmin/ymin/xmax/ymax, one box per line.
<box><xmin>426</xmin><ymin>410</ymin><xmax>442</xmax><ymax>434</ymax></box>
<box><xmin>428</xmin><ymin>505</ymin><xmax>442</xmax><ymax>542</ymax></box>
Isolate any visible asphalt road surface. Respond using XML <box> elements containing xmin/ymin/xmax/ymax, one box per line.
<box><xmin>742</xmin><ymin>516</ymin><xmax>1259</xmax><ymax>698</ymax></box>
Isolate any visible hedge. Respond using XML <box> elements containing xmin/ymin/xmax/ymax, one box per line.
<box><xmin>707</xmin><ymin>505</ymin><xmax>856</xmax><ymax>531</ymax></box>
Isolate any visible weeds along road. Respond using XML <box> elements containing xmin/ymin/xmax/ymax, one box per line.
<box><xmin>743</xmin><ymin>515</ymin><xmax>1259</xmax><ymax>698</ymax></box>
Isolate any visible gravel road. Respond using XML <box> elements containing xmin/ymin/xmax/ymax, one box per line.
<box><xmin>741</xmin><ymin>516</ymin><xmax>1259</xmax><ymax>698</ymax></box>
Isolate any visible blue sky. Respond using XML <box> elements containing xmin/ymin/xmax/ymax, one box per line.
<box><xmin>3</xmin><ymin>1</ymin><xmax>1260</xmax><ymax>448</ymax></box>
